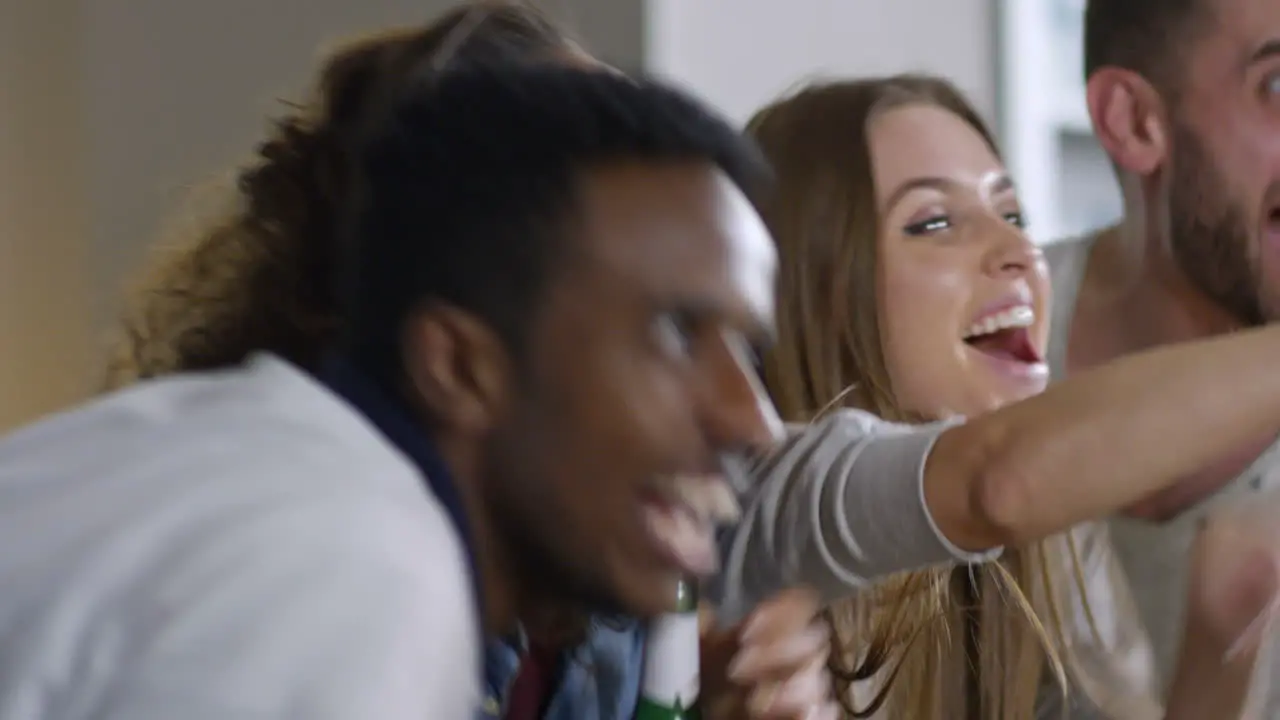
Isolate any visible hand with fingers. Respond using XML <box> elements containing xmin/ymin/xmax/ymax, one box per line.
<box><xmin>699</xmin><ymin>588</ymin><xmax>841</xmax><ymax>720</ymax></box>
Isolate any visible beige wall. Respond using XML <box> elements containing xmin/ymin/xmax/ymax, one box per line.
<box><xmin>0</xmin><ymin>2</ymin><xmax>91</xmax><ymax>429</ymax></box>
<box><xmin>80</xmin><ymin>0</ymin><xmax>648</xmax><ymax>333</ymax></box>
<box><xmin>0</xmin><ymin>0</ymin><xmax>996</xmax><ymax>429</ymax></box>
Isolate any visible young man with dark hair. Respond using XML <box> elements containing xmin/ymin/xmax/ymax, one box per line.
<box><xmin>1047</xmin><ymin>0</ymin><xmax>1280</xmax><ymax>713</ymax></box>
<box><xmin>0</xmin><ymin>64</ymin><xmax>834</xmax><ymax>718</ymax></box>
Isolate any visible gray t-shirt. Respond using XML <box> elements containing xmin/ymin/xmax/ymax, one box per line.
<box><xmin>716</xmin><ymin>409</ymin><xmax>1162</xmax><ymax>718</ymax></box>
<box><xmin>713</xmin><ymin>411</ymin><xmax>998</xmax><ymax>623</ymax></box>
<box><xmin>1045</xmin><ymin>233</ymin><xmax>1279</xmax><ymax>716</ymax></box>
<box><xmin>711</xmin><ymin>412</ymin><xmax>1002</xmax><ymax>719</ymax></box>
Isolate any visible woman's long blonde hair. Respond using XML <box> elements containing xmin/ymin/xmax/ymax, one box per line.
<box><xmin>746</xmin><ymin>76</ymin><xmax>1096</xmax><ymax>719</ymax></box>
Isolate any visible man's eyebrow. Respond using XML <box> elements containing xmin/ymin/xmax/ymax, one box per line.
<box><xmin>1248</xmin><ymin>38</ymin><xmax>1280</xmax><ymax>66</ymax></box>
<box><xmin>666</xmin><ymin>296</ymin><xmax>775</xmax><ymax>346</ymax></box>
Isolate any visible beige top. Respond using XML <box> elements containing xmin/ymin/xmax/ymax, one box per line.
<box><xmin>1044</xmin><ymin>233</ymin><xmax>1279</xmax><ymax>717</ymax></box>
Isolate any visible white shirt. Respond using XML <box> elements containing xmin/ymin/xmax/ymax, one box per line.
<box><xmin>0</xmin><ymin>354</ymin><xmax>478</xmax><ymax>719</ymax></box>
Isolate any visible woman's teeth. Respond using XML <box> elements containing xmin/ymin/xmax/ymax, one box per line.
<box><xmin>963</xmin><ymin>305</ymin><xmax>1034</xmax><ymax>339</ymax></box>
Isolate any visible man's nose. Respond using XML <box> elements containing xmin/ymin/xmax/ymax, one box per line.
<box><xmin>699</xmin><ymin>337</ymin><xmax>784</xmax><ymax>456</ymax></box>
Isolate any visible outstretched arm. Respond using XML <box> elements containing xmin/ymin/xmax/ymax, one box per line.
<box><xmin>929</xmin><ymin>324</ymin><xmax>1280</xmax><ymax>551</ymax></box>
<box><xmin>715</xmin><ymin>324</ymin><xmax>1280</xmax><ymax>616</ymax></box>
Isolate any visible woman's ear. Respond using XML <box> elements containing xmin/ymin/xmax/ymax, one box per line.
<box><xmin>1086</xmin><ymin>68</ymin><xmax>1169</xmax><ymax>177</ymax></box>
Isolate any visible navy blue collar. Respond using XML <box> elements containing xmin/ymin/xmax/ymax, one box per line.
<box><xmin>317</xmin><ymin>357</ymin><xmax>486</xmax><ymax>643</ymax></box>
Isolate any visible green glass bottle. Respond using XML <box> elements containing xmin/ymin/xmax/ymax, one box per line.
<box><xmin>635</xmin><ymin>579</ymin><xmax>701</xmax><ymax>720</ymax></box>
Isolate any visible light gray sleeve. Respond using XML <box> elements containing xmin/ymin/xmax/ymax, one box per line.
<box><xmin>710</xmin><ymin>409</ymin><xmax>1001</xmax><ymax>622</ymax></box>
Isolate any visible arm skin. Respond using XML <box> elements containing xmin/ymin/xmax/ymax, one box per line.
<box><xmin>929</xmin><ymin>324</ymin><xmax>1280</xmax><ymax>550</ymax></box>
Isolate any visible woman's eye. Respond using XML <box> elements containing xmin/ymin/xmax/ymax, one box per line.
<box><xmin>1004</xmin><ymin>211</ymin><xmax>1027</xmax><ymax>228</ymax></box>
<box><xmin>654</xmin><ymin>311</ymin><xmax>694</xmax><ymax>357</ymax></box>
<box><xmin>903</xmin><ymin>215</ymin><xmax>950</xmax><ymax>236</ymax></box>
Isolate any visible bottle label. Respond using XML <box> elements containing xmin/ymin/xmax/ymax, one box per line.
<box><xmin>640</xmin><ymin>611</ymin><xmax>700</xmax><ymax>708</ymax></box>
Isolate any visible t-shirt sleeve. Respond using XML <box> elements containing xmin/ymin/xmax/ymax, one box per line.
<box><xmin>90</xmin><ymin>491</ymin><xmax>479</xmax><ymax>720</ymax></box>
<box><xmin>710</xmin><ymin>409</ymin><xmax>1000</xmax><ymax>621</ymax></box>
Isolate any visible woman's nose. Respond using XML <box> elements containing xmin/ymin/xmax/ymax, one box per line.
<box><xmin>981</xmin><ymin>218</ymin><xmax>1040</xmax><ymax>277</ymax></box>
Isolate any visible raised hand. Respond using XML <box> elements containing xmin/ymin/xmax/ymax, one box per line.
<box><xmin>699</xmin><ymin>588</ymin><xmax>840</xmax><ymax>720</ymax></box>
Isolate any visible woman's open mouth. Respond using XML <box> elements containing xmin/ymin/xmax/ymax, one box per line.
<box><xmin>962</xmin><ymin>304</ymin><xmax>1049</xmax><ymax>382</ymax></box>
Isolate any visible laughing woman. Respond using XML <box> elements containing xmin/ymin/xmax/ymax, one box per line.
<box><xmin>720</xmin><ymin>75</ymin><xmax>1279</xmax><ymax>718</ymax></box>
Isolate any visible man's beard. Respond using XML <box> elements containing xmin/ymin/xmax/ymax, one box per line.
<box><xmin>1167</xmin><ymin>121</ymin><xmax>1267</xmax><ymax>326</ymax></box>
<box><xmin>490</xmin><ymin>480</ymin><xmax>629</xmax><ymax>623</ymax></box>
<box><xmin>482</xmin><ymin>415</ymin><xmax>631</xmax><ymax>637</ymax></box>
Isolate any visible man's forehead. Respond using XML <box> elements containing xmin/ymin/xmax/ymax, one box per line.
<box><xmin>1197</xmin><ymin>0</ymin><xmax>1280</xmax><ymax>54</ymax></box>
<box><xmin>1173</xmin><ymin>1</ymin><xmax>1280</xmax><ymax>117</ymax></box>
<box><xmin>572</xmin><ymin>162</ymin><xmax>776</xmax><ymax>324</ymax></box>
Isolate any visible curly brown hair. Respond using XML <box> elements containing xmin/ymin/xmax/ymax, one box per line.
<box><xmin>102</xmin><ymin>1</ymin><xmax>579</xmax><ymax>390</ymax></box>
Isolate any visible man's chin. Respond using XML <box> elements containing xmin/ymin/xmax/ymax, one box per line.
<box><xmin>603</xmin><ymin>569</ymin><xmax>688</xmax><ymax>618</ymax></box>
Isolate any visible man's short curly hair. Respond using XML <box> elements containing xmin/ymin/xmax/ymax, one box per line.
<box><xmin>341</xmin><ymin>63</ymin><xmax>769</xmax><ymax>385</ymax></box>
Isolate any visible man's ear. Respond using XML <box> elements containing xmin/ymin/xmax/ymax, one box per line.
<box><xmin>1086</xmin><ymin>67</ymin><xmax>1170</xmax><ymax>176</ymax></box>
<box><xmin>401</xmin><ymin>304</ymin><xmax>513</xmax><ymax>434</ymax></box>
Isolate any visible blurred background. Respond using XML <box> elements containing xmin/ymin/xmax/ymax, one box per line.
<box><xmin>0</xmin><ymin>0</ymin><xmax>1117</xmax><ymax>430</ymax></box>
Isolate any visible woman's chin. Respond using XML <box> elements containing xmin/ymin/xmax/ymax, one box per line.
<box><xmin>1001</xmin><ymin>382</ymin><xmax>1047</xmax><ymax>406</ymax></box>
<box><xmin>957</xmin><ymin>382</ymin><xmax>1048</xmax><ymax>416</ymax></box>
